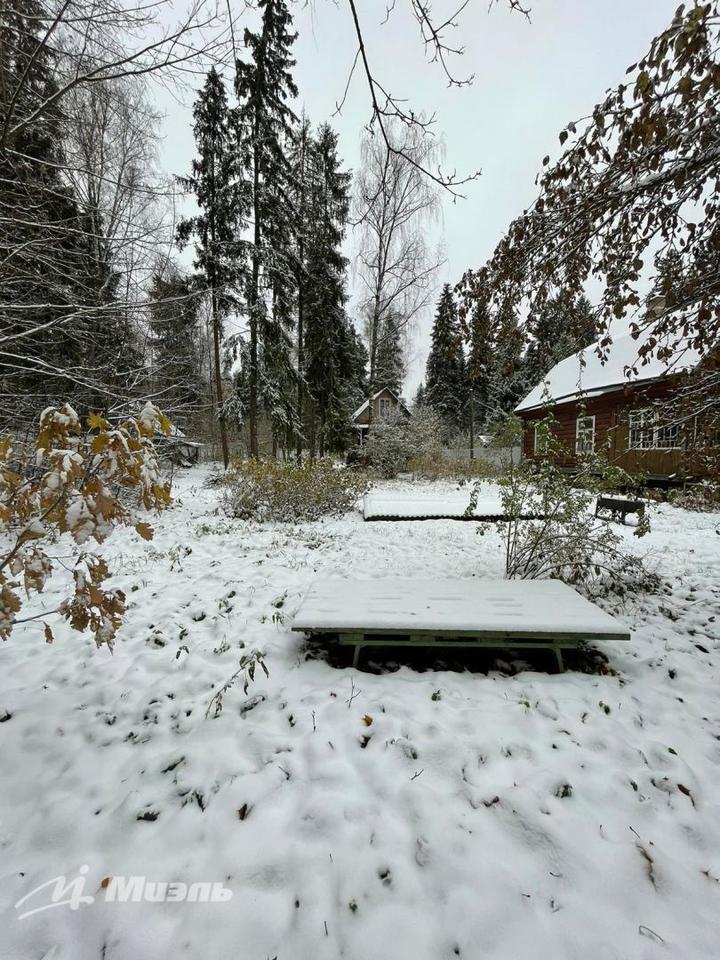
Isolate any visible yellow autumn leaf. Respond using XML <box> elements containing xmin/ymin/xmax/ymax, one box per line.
<box><xmin>88</xmin><ymin>412</ymin><xmax>111</xmax><ymax>430</ymax></box>
<box><xmin>158</xmin><ymin>414</ymin><xmax>172</xmax><ymax>436</ymax></box>
<box><xmin>92</xmin><ymin>432</ymin><xmax>110</xmax><ymax>454</ymax></box>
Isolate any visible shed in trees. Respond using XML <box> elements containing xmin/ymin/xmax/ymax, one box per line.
<box><xmin>350</xmin><ymin>388</ymin><xmax>411</xmax><ymax>444</ymax></box>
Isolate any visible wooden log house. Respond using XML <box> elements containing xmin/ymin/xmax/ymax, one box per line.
<box><xmin>515</xmin><ymin>331</ymin><xmax>714</xmax><ymax>482</ymax></box>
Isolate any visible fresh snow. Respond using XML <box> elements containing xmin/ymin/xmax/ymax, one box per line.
<box><xmin>1</xmin><ymin>465</ymin><xmax>720</xmax><ymax>960</ymax></box>
<box><xmin>515</xmin><ymin>327</ymin><xmax>703</xmax><ymax>413</ymax></box>
<box><xmin>292</xmin><ymin>578</ymin><xmax>630</xmax><ymax>638</ymax></box>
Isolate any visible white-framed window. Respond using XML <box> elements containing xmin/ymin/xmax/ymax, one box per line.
<box><xmin>629</xmin><ymin>408</ymin><xmax>682</xmax><ymax>450</ymax></box>
<box><xmin>654</xmin><ymin>422</ymin><xmax>681</xmax><ymax>450</ymax></box>
<box><xmin>575</xmin><ymin>415</ymin><xmax>595</xmax><ymax>454</ymax></box>
<box><xmin>378</xmin><ymin>397</ymin><xmax>392</xmax><ymax>418</ymax></box>
<box><xmin>629</xmin><ymin>408</ymin><xmax>655</xmax><ymax>450</ymax></box>
<box><xmin>533</xmin><ymin>424</ymin><xmax>546</xmax><ymax>455</ymax></box>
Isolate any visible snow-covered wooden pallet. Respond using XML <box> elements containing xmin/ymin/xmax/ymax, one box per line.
<box><xmin>362</xmin><ymin>491</ymin><xmax>543</xmax><ymax>522</ymax></box>
<box><xmin>292</xmin><ymin>578</ymin><xmax>630</xmax><ymax>670</ymax></box>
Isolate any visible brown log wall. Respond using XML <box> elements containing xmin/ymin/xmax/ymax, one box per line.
<box><xmin>519</xmin><ymin>381</ymin><xmax>709</xmax><ymax>479</ymax></box>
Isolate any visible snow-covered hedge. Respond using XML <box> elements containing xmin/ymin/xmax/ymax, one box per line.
<box><xmin>222</xmin><ymin>458</ymin><xmax>368</xmax><ymax>523</ymax></box>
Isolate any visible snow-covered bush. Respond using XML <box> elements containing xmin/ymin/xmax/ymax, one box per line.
<box><xmin>0</xmin><ymin>403</ymin><xmax>172</xmax><ymax>646</ymax></box>
<box><xmin>222</xmin><ymin>459</ymin><xmax>367</xmax><ymax>522</ymax></box>
<box><xmin>668</xmin><ymin>481</ymin><xmax>720</xmax><ymax>512</ymax></box>
<box><xmin>478</xmin><ymin>415</ymin><xmax>655</xmax><ymax>595</ymax></box>
<box><xmin>364</xmin><ymin>408</ymin><xmax>444</xmax><ymax>478</ymax></box>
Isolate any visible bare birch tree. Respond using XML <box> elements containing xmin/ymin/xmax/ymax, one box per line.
<box><xmin>354</xmin><ymin>123</ymin><xmax>442</xmax><ymax>428</ymax></box>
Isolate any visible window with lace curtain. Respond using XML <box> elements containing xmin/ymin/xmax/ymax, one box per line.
<box><xmin>575</xmin><ymin>415</ymin><xmax>595</xmax><ymax>454</ymax></box>
<box><xmin>629</xmin><ymin>408</ymin><xmax>681</xmax><ymax>450</ymax></box>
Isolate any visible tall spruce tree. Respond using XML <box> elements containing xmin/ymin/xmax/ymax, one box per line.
<box><xmin>524</xmin><ymin>294</ymin><xmax>597</xmax><ymax>385</ymax></box>
<box><xmin>487</xmin><ymin>298</ymin><xmax>525</xmax><ymax>419</ymax></box>
<box><xmin>466</xmin><ymin>297</ymin><xmax>495</xmax><ymax>427</ymax></box>
<box><xmin>373</xmin><ymin>313</ymin><xmax>405</xmax><ymax>396</ymax></box>
<box><xmin>176</xmin><ymin>67</ymin><xmax>241</xmax><ymax>468</ymax></box>
<box><xmin>425</xmin><ymin>285</ymin><xmax>467</xmax><ymax>435</ymax></box>
<box><xmin>304</xmin><ymin>123</ymin><xmax>355</xmax><ymax>455</ymax></box>
<box><xmin>234</xmin><ymin>0</ymin><xmax>298</xmax><ymax>457</ymax></box>
<box><xmin>148</xmin><ymin>267</ymin><xmax>202</xmax><ymax>423</ymax></box>
<box><xmin>289</xmin><ymin>114</ymin><xmax>313</xmax><ymax>459</ymax></box>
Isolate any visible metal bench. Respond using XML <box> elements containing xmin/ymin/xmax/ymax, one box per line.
<box><xmin>292</xmin><ymin>578</ymin><xmax>630</xmax><ymax>671</ymax></box>
<box><xmin>595</xmin><ymin>495</ymin><xmax>646</xmax><ymax>524</ymax></box>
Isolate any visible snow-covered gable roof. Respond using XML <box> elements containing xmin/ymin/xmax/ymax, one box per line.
<box><xmin>515</xmin><ymin>328</ymin><xmax>703</xmax><ymax>414</ymax></box>
<box><xmin>350</xmin><ymin>388</ymin><xmax>410</xmax><ymax>423</ymax></box>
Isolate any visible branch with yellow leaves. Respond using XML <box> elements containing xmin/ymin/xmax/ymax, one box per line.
<box><xmin>0</xmin><ymin>401</ymin><xmax>172</xmax><ymax>646</ymax></box>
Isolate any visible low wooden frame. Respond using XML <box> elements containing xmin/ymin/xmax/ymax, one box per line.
<box><xmin>325</xmin><ymin>629</ymin><xmax>617</xmax><ymax>671</ymax></box>
<box><xmin>292</xmin><ymin>578</ymin><xmax>631</xmax><ymax>672</ymax></box>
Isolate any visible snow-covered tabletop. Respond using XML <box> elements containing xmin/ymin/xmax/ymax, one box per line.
<box><xmin>292</xmin><ymin>577</ymin><xmax>631</xmax><ymax>640</ymax></box>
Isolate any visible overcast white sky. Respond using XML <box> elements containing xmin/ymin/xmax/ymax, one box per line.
<box><xmin>157</xmin><ymin>0</ymin><xmax>679</xmax><ymax>397</ymax></box>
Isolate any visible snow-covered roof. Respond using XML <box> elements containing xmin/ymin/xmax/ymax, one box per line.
<box><xmin>515</xmin><ymin>328</ymin><xmax>703</xmax><ymax>414</ymax></box>
<box><xmin>350</xmin><ymin>388</ymin><xmax>409</xmax><ymax>423</ymax></box>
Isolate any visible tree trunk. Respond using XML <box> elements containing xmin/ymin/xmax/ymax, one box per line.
<box><xmin>248</xmin><ymin>136</ymin><xmax>261</xmax><ymax>459</ymax></box>
<box><xmin>296</xmin><ymin>286</ymin><xmax>304</xmax><ymax>462</ymax></box>
<box><xmin>366</xmin><ymin>307</ymin><xmax>380</xmax><ymax>434</ymax></box>
<box><xmin>469</xmin><ymin>390</ymin><xmax>475</xmax><ymax>461</ymax></box>
<box><xmin>309</xmin><ymin>400</ymin><xmax>317</xmax><ymax>461</ymax></box>
<box><xmin>295</xmin><ymin>132</ymin><xmax>306</xmax><ymax>464</ymax></box>
<box><xmin>319</xmin><ymin>411</ymin><xmax>326</xmax><ymax>458</ymax></box>
<box><xmin>211</xmin><ymin>286</ymin><xmax>230</xmax><ymax>469</ymax></box>
<box><xmin>208</xmin><ymin>145</ymin><xmax>229</xmax><ymax>470</ymax></box>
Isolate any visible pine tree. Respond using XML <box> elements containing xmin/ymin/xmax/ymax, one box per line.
<box><xmin>176</xmin><ymin>67</ymin><xmax>242</xmax><ymax>468</ymax></box>
<box><xmin>235</xmin><ymin>0</ymin><xmax>298</xmax><ymax>457</ymax></box>
<box><xmin>373</xmin><ymin>313</ymin><xmax>405</xmax><ymax>396</ymax></box>
<box><xmin>414</xmin><ymin>382</ymin><xmax>426</xmax><ymax>407</ymax></box>
<box><xmin>425</xmin><ymin>285</ymin><xmax>467</xmax><ymax>435</ymax></box>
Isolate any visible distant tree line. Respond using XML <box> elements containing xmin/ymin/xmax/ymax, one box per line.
<box><xmin>0</xmin><ymin>0</ymin><xmax>232</xmax><ymax>436</ymax></box>
<box><xmin>417</xmin><ymin>282</ymin><xmax>597</xmax><ymax>443</ymax></box>
<box><xmin>0</xmin><ymin>0</ymin><xmax>429</xmax><ymax>463</ymax></box>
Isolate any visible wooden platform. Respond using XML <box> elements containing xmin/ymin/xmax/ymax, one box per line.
<box><xmin>362</xmin><ymin>491</ymin><xmax>543</xmax><ymax>522</ymax></box>
<box><xmin>292</xmin><ymin>578</ymin><xmax>630</xmax><ymax>670</ymax></box>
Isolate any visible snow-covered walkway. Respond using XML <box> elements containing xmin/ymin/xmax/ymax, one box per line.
<box><xmin>1</xmin><ymin>466</ymin><xmax>719</xmax><ymax>960</ymax></box>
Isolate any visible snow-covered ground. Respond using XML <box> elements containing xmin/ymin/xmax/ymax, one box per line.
<box><xmin>1</xmin><ymin>466</ymin><xmax>719</xmax><ymax>960</ymax></box>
